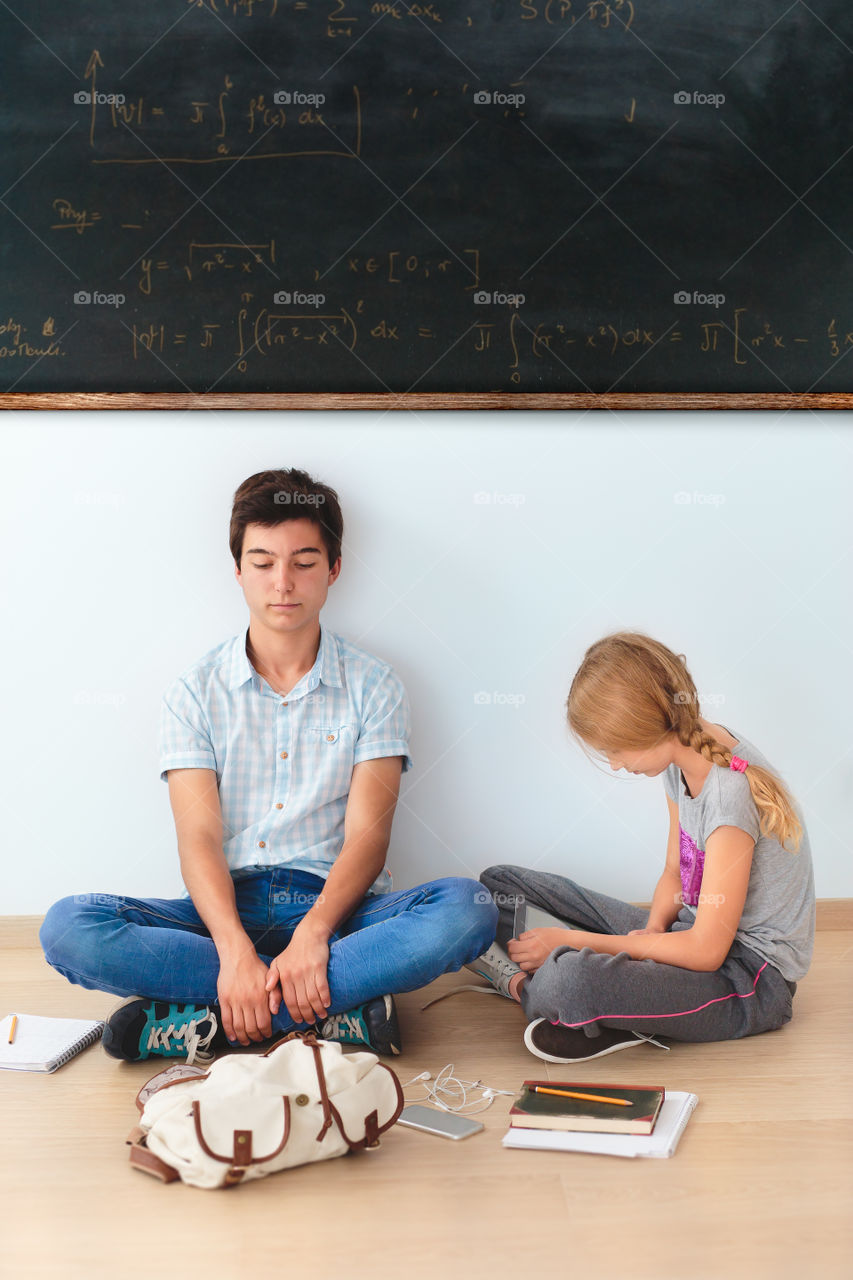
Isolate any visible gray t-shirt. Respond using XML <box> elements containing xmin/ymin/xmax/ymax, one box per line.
<box><xmin>662</xmin><ymin>727</ymin><xmax>815</xmax><ymax>982</ymax></box>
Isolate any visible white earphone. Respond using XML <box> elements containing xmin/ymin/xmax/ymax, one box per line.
<box><xmin>401</xmin><ymin>1065</ymin><xmax>515</xmax><ymax>1114</ymax></box>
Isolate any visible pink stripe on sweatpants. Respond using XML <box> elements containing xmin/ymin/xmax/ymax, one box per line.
<box><xmin>553</xmin><ymin>961</ymin><xmax>769</xmax><ymax>1028</ymax></box>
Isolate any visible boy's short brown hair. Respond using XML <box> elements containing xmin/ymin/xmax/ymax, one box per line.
<box><xmin>229</xmin><ymin>469</ymin><xmax>343</xmax><ymax>567</ymax></box>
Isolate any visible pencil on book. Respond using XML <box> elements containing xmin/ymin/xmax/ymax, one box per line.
<box><xmin>8</xmin><ymin>1016</ymin><xmax>17</xmax><ymax>1044</ymax></box>
<box><xmin>531</xmin><ymin>1085</ymin><xmax>632</xmax><ymax>1107</ymax></box>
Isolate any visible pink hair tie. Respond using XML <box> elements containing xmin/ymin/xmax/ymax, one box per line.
<box><xmin>730</xmin><ymin>755</ymin><xmax>749</xmax><ymax>773</ymax></box>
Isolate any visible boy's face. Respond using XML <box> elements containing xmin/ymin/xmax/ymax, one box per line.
<box><xmin>235</xmin><ymin>519</ymin><xmax>341</xmax><ymax>638</ymax></box>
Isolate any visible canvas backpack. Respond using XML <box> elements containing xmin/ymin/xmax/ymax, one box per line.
<box><xmin>126</xmin><ymin>1030</ymin><xmax>404</xmax><ymax>1189</ymax></box>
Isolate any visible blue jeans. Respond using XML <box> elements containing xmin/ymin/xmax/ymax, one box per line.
<box><xmin>40</xmin><ymin>869</ymin><xmax>497</xmax><ymax>1040</ymax></box>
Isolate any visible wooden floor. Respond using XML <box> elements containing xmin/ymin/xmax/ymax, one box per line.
<box><xmin>2</xmin><ymin>923</ymin><xmax>851</xmax><ymax>1280</ymax></box>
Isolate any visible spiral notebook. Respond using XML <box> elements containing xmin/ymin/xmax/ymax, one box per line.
<box><xmin>0</xmin><ymin>1013</ymin><xmax>105</xmax><ymax>1073</ymax></box>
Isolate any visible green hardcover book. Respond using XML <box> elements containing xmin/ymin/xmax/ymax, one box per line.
<box><xmin>510</xmin><ymin>1081</ymin><xmax>665</xmax><ymax>1135</ymax></box>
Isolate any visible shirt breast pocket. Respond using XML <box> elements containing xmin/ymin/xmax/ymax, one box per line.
<box><xmin>303</xmin><ymin>725</ymin><xmax>355</xmax><ymax>793</ymax></box>
<box><xmin>307</xmin><ymin>726</ymin><xmax>343</xmax><ymax>746</ymax></box>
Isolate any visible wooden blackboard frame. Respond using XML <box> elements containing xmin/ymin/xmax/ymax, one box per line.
<box><xmin>1</xmin><ymin>392</ymin><xmax>851</xmax><ymax>410</ymax></box>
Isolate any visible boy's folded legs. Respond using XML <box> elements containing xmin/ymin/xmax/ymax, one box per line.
<box><xmin>44</xmin><ymin>876</ymin><xmax>497</xmax><ymax>1064</ymax></box>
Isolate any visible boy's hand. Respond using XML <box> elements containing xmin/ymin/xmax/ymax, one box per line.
<box><xmin>216</xmin><ymin>946</ymin><xmax>275</xmax><ymax>1046</ymax></box>
<box><xmin>508</xmin><ymin>927</ymin><xmax>576</xmax><ymax>973</ymax></box>
<box><xmin>265</xmin><ymin>921</ymin><xmax>331</xmax><ymax>1025</ymax></box>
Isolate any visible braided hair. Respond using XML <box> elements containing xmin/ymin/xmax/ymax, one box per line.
<box><xmin>567</xmin><ymin>632</ymin><xmax>803</xmax><ymax>852</ymax></box>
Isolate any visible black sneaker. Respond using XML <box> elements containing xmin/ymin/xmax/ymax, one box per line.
<box><xmin>524</xmin><ymin>1018</ymin><xmax>669</xmax><ymax>1063</ymax></box>
<box><xmin>102</xmin><ymin>997</ymin><xmax>222</xmax><ymax>1065</ymax></box>
<box><xmin>319</xmin><ymin>994</ymin><xmax>401</xmax><ymax>1056</ymax></box>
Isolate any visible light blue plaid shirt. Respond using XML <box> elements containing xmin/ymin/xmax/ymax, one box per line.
<box><xmin>158</xmin><ymin>625</ymin><xmax>412</xmax><ymax>894</ymax></box>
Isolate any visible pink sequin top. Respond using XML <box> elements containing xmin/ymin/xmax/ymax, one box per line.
<box><xmin>679</xmin><ymin>826</ymin><xmax>705</xmax><ymax>906</ymax></box>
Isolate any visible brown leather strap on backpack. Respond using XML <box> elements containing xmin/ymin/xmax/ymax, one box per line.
<box><xmin>259</xmin><ymin>1030</ymin><xmax>355</xmax><ymax>1145</ymax></box>
<box><xmin>127</xmin><ymin>1134</ymin><xmax>180</xmax><ymax>1183</ymax></box>
<box><xmin>191</xmin><ymin>1098</ymin><xmax>291</xmax><ymax>1164</ymax></box>
<box><xmin>260</xmin><ymin>1028</ymin><xmax>314</xmax><ymax>1056</ymax></box>
<box><xmin>305</xmin><ymin>1036</ymin><xmax>335</xmax><ymax>1141</ymax></box>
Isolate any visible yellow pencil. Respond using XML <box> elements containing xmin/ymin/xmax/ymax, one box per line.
<box><xmin>531</xmin><ymin>1085</ymin><xmax>632</xmax><ymax>1107</ymax></box>
<box><xmin>8</xmin><ymin>1015</ymin><xmax>17</xmax><ymax>1045</ymax></box>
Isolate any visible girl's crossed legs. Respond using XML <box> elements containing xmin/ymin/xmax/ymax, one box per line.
<box><xmin>480</xmin><ymin>863</ymin><xmax>795</xmax><ymax>1043</ymax></box>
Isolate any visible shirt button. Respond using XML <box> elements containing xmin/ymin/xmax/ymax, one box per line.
<box><xmin>258</xmin><ymin>841</ymin><xmax>266</xmax><ymax>849</ymax></box>
<box><xmin>281</xmin><ymin>701</ymin><xmax>288</xmax><ymax>706</ymax></box>
<box><xmin>275</xmin><ymin>803</ymin><xmax>283</xmax><ymax>810</ymax></box>
<box><xmin>280</xmin><ymin>751</ymin><xmax>288</xmax><ymax>759</ymax></box>
<box><xmin>326</xmin><ymin>734</ymin><xmax>334</xmax><ymax>742</ymax></box>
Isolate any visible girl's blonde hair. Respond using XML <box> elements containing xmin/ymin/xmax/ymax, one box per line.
<box><xmin>566</xmin><ymin>631</ymin><xmax>803</xmax><ymax>852</ymax></box>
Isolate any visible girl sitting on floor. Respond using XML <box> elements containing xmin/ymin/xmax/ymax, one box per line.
<box><xmin>470</xmin><ymin>631</ymin><xmax>815</xmax><ymax>1063</ymax></box>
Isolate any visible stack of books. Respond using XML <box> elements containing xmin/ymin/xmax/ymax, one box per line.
<box><xmin>502</xmin><ymin>1080</ymin><xmax>698</xmax><ymax>1159</ymax></box>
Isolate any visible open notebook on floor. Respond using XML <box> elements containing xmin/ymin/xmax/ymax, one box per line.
<box><xmin>0</xmin><ymin>1013</ymin><xmax>105</xmax><ymax>1073</ymax></box>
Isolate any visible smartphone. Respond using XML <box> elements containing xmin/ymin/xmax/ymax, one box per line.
<box><xmin>397</xmin><ymin>1104</ymin><xmax>484</xmax><ymax>1140</ymax></box>
<box><xmin>513</xmin><ymin>898</ymin><xmax>571</xmax><ymax>936</ymax></box>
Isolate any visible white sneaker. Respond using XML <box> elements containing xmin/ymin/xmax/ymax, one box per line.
<box><xmin>464</xmin><ymin>942</ymin><xmax>523</xmax><ymax>999</ymax></box>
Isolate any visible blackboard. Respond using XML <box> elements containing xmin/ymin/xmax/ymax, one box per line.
<box><xmin>1</xmin><ymin>0</ymin><xmax>852</xmax><ymax>405</ymax></box>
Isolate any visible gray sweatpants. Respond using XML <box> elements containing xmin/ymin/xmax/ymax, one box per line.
<box><xmin>480</xmin><ymin>864</ymin><xmax>796</xmax><ymax>1043</ymax></box>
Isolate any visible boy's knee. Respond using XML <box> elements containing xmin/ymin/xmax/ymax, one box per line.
<box><xmin>40</xmin><ymin>894</ymin><xmax>109</xmax><ymax>969</ymax></box>
<box><xmin>443</xmin><ymin>875</ymin><xmax>498</xmax><ymax>915</ymax></box>
<box><xmin>39</xmin><ymin>895</ymin><xmax>80</xmax><ymax>963</ymax></box>
<box><xmin>439</xmin><ymin>876</ymin><xmax>498</xmax><ymax>943</ymax></box>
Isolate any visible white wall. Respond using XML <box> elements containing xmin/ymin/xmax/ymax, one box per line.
<box><xmin>2</xmin><ymin>411</ymin><xmax>850</xmax><ymax>913</ymax></box>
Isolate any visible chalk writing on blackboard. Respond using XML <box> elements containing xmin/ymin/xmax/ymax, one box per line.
<box><xmin>16</xmin><ymin>310</ymin><xmax>831</xmax><ymax>371</ymax></box>
<box><xmin>83</xmin><ymin>51</ymin><xmax>361</xmax><ymax>165</ymax></box>
<box><xmin>3</xmin><ymin>0</ymin><xmax>851</xmax><ymax>395</ymax></box>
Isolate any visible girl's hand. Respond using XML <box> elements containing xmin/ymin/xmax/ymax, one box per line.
<box><xmin>627</xmin><ymin>926</ymin><xmax>666</xmax><ymax>937</ymax></box>
<box><xmin>507</xmin><ymin>927</ymin><xmax>576</xmax><ymax>974</ymax></box>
